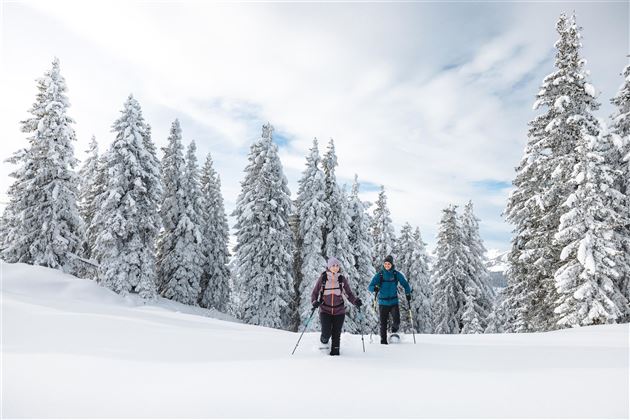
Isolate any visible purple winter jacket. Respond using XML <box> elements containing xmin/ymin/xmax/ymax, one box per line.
<box><xmin>310</xmin><ymin>270</ymin><xmax>359</xmax><ymax>316</ymax></box>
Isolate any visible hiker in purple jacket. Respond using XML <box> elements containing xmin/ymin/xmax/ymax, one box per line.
<box><xmin>311</xmin><ymin>257</ymin><xmax>362</xmax><ymax>356</ymax></box>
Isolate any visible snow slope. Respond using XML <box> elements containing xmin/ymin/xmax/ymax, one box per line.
<box><xmin>2</xmin><ymin>263</ymin><xmax>629</xmax><ymax>418</ymax></box>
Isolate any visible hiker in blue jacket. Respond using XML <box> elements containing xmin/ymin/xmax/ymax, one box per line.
<box><xmin>368</xmin><ymin>255</ymin><xmax>412</xmax><ymax>344</ymax></box>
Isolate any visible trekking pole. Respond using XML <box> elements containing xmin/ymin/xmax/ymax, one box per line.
<box><xmin>291</xmin><ymin>307</ymin><xmax>317</xmax><ymax>355</ymax></box>
<box><xmin>407</xmin><ymin>304</ymin><xmax>416</xmax><ymax>344</ymax></box>
<box><xmin>357</xmin><ymin>307</ymin><xmax>366</xmax><ymax>353</ymax></box>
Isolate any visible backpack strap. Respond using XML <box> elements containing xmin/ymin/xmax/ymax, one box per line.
<box><xmin>319</xmin><ymin>271</ymin><xmax>327</xmax><ymax>303</ymax></box>
<box><xmin>320</xmin><ymin>271</ymin><xmax>344</xmax><ymax>297</ymax></box>
<box><xmin>380</xmin><ymin>269</ymin><xmax>398</xmax><ymax>283</ymax></box>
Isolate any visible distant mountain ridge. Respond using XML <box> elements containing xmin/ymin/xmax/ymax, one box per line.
<box><xmin>485</xmin><ymin>249</ymin><xmax>508</xmax><ymax>289</ymax></box>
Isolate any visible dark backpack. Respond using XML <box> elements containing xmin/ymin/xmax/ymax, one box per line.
<box><xmin>378</xmin><ymin>269</ymin><xmax>398</xmax><ymax>287</ymax></box>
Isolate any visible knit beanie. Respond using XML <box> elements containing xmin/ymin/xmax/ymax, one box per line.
<box><xmin>327</xmin><ymin>257</ymin><xmax>341</xmax><ymax>270</ymax></box>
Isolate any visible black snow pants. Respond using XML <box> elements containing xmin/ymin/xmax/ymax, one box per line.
<box><xmin>320</xmin><ymin>312</ymin><xmax>345</xmax><ymax>354</ymax></box>
<box><xmin>379</xmin><ymin>304</ymin><xmax>400</xmax><ymax>341</ymax></box>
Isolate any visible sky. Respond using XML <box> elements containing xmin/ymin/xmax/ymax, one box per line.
<box><xmin>0</xmin><ymin>0</ymin><xmax>628</xmax><ymax>253</ymax></box>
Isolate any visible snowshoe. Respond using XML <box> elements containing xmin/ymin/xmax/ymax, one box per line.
<box><xmin>317</xmin><ymin>339</ymin><xmax>330</xmax><ymax>353</ymax></box>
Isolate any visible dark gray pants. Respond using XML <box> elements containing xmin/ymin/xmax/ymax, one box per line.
<box><xmin>320</xmin><ymin>312</ymin><xmax>345</xmax><ymax>352</ymax></box>
<box><xmin>379</xmin><ymin>304</ymin><xmax>400</xmax><ymax>341</ymax></box>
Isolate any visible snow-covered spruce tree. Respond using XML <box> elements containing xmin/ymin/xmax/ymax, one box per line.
<box><xmin>347</xmin><ymin>175</ymin><xmax>378</xmax><ymax>334</ymax></box>
<box><xmin>289</xmin><ymin>209</ymin><xmax>302</xmax><ymax>332</ymax></box>
<box><xmin>78</xmin><ymin>136</ymin><xmax>99</xmax><ymax>229</ymax></box>
<box><xmin>504</xmin><ymin>13</ymin><xmax>601</xmax><ymax>332</ymax></box>
<box><xmin>609</xmin><ymin>63</ymin><xmax>630</xmax><ymax>307</ymax></box>
<box><xmin>0</xmin><ymin>58</ymin><xmax>82</xmax><ymax>273</ymax></box>
<box><xmin>395</xmin><ymin>222</ymin><xmax>416</xmax><ymax>333</ymax></box>
<box><xmin>138</xmin><ymin>121</ymin><xmax>163</xmax><ymax>265</ymax></box>
<box><xmin>321</xmin><ymin>140</ymin><xmax>360</xmax><ymax>331</ymax></box>
<box><xmin>232</xmin><ymin>124</ymin><xmax>295</xmax><ymax>330</ymax></box>
<box><xmin>461</xmin><ymin>295</ymin><xmax>485</xmax><ymax>334</ymax></box>
<box><xmin>75</xmin><ymin>135</ymin><xmax>101</xmax><ymax>277</ymax></box>
<box><xmin>395</xmin><ymin>223</ymin><xmax>415</xmax><ymax>279</ymax></box>
<box><xmin>339</xmin><ymin>186</ymin><xmax>366</xmax><ymax>334</ymax></box>
<box><xmin>82</xmin><ymin>154</ymin><xmax>108</xmax><ymax>265</ymax></box>
<box><xmin>552</xmin><ymin>122</ymin><xmax>629</xmax><ymax>326</ymax></box>
<box><xmin>198</xmin><ymin>153</ymin><xmax>232</xmax><ymax>313</ymax></box>
<box><xmin>371</xmin><ymin>185</ymin><xmax>395</xmax><ymax>270</ymax></box>
<box><xmin>91</xmin><ymin>95</ymin><xmax>161</xmax><ymax>298</ymax></box>
<box><xmin>0</xmin><ymin>150</ymin><xmax>27</xmax><ymax>260</ymax></box>
<box><xmin>294</xmin><ymin>139</ymin><xmax>328</xmax><ymax>328</ymax></box>
<box><xmin>409</xmin><ymin>227</ymin><xmax>433</xmax><ymax>333</ymax></box>
<box><xmin>322</xmin><ymin>140</ymin><xmax>354</xmax><ymax>266</ymax></box>
<box><xmin>141</xmin><ymin>124</ymin><xmax>161</xmax><ymax>171</ymax></box>
<box><xmin>157</xmin><ymin>122</ymin><xmax>204</xmax><ymax>305</ymax></box>
<box><xmin>431</xmin><ymin>205</ymin><xmax>467</xmax><ymax>334</ymax></box>
<box><xmin>485</xmin><ymin>289</ymin><xmax>510</xmax><ymax>333</ymax></box>
<box><xmin>460</xmin><ymin>201</ymin><xmax>495</xmax><ymax>331</ymax></box>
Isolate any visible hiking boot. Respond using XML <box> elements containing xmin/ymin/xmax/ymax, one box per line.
<box><xmin>320</xmin><ymin>336</ymin><xmax>329</xmax><ymax>345</ymax></box>
<box><xmin>380</xmin><ymin>338</ymin><xmax>388</xmax><ymax>345</ymax></box>
<box><xmin>330</xmin><ymin>347</ymin><xmax>340</xmax><ymax>356</ymax></box>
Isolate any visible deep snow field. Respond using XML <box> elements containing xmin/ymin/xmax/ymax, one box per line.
<box><xmin>2</xmin><ymin>262</ymin><xmax>629</xmax><ymax>418</ymax></box>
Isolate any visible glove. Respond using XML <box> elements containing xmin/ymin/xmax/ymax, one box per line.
<box><xmin>374</xmin><ymin>285</ymin><xmax>380</xmax><ymax>294</ymax></box>
<box><xmin>355</xmin><ymin>298</ymin><xmax>363</xmax><ymax>308</ymax></box>
<box><xmin>312</xmin><ymin>301</ymin><xmax>321</xmax><ymax>309</ymax></box>
<box><xmin>406</xmin><ymin>293</ymin><xmax>412</xmax><ymax>303</ymax></box>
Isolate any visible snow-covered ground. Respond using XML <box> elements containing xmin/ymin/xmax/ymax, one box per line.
<box><xmin>2</xmin><ymin>263</ymin><xmax>628</xmax><ymax>418</ymax></box>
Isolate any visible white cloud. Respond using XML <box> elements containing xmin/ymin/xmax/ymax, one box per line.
<box><xmin>1</xmin><ymin>0</ymin><xmax>627</xmax><ymax>252</ymax></box>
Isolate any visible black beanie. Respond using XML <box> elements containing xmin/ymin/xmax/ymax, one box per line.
<box><xmin>384</xmin><ymin>255</ymin><xmax>394</xmax><ymax>264</ymax></box>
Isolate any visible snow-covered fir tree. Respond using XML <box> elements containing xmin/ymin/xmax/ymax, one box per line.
<box><xmin>141</xmin><ymin>124</ymin><xmax>160</xmax><ymax>171</ymax></box>
<box><xmin>294</xmin><ymin>139</ymin><xmax>328</xmax><ymax>328</ymax></box>
<box><xmin>552</xmin><ymin>122</ymin><xmax>629</xmax><ymax>326</ymax></box>
<box><xmin>198</xmin><ymin>153</ymin><xmax>232</xmax><ymax>313</ymax></box>
<box><xmin>460</xmin><ymin>201</ymin><xmax>495</xmax><ymax>331</ymax></box>
<box><xmin>339</xmin><ymin>186</ymin><xmax>367</xmax><ymax>334</ymax></box>
<box><xmin>91</xmin><ymin>95</ymin><xmax>161</xmax><ymax>298</ymax></box>
<box><xmin>407</xmin><ymin>226</ymin><xmax>433</xmax><ymax>333</ymax></box>
<box><xmin>0</xmin><ymin>58</ymin><xmax>82</xmax><ymax>274</ymax></box>
<box><xmin>232</xmin><ymin>124</ymin><xmax>295</xmax><ymax>330</ymax></box>
<box><xmin>0</xmin><ymin>150</ymin><xmax>27</xmax><ymax>261</ymax></box>
<box><xmin>461</xmin><ymin>295</ymin><xmax>485</xmax><ymax>334</ymax></box>
<box><xmin>77</xmin><ymin>136</ymin><xmax>99</xmax><ymax>229</ymax></box>
<box><xmin>157</xmin><ymin>122</ymin><xmax>203</xmax><ymax>305</ymax></box>
<box><xmin>347</xmin><ymin>175</ymin><xmax>379</xmax><ymax>334</ymax></box>
<box><xmin>289</xmin><ymin>209</ymin><xmax>302</xmax><ymax>332</ymax></box>
<box><xmin>138</xmin><ymin>120</ymin><xmax>163</xmax><ymax>267</ymax></box>
<box><xmin>609</xmin><ymin>63</ymin><xmax>630</xmax><ymax>307</ymax></box>
<box><xmin>321</xmin><ymin>140</ymin><xmax>360</xmax><ymax>331</ymax></box>
<box><xmin>504</xmin><ymin>13</ymin><xmax>601</xmax><ymax>332</ymax></box>
<box><xmin>395</xmin><ymin>223</ymin><xmax>418</xmax><ymax>333</ymax></box>
<box><xmin>485</xmin><ymin>289</ymin><xmax>510</xmax><ymax>333</ymax></box>
<box><xmin>371</xmin><ymin>185</ymin><xmax>395</xmax><ymax>270</ymax></box>
<box><xmin>75</xmin><ymin>135</ymin><xmax>102</xmax><ymax>277</ymax></box>
<box><xmin>82</xmin><ymin>154</ymin><xmax>108</xmax><ymax>267</ymax></box>
<box><xmin>321</xmin><ymin>140</ymin><xmax>354</xmax><ymax>267</ymax></box>
<box><xmin>431</xmin><ymin>205</ymin><xmax>467</xmax><ymax>334</ymax></box>
<box><xmin>395</xmin><ymin>223</ymin><xmax>415</xmax><ymax>280</ymax></box>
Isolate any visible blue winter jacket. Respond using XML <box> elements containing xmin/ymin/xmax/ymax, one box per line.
<box><xmin>368</xmin><ymin>268</ymin><xmax>412</xmax><ymax>306</ymax></box>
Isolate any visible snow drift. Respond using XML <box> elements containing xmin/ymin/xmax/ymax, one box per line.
<box><xmin>2</xmin><ymin>263</ymin><xmax>628</xmax><ymax>418</ymax></box>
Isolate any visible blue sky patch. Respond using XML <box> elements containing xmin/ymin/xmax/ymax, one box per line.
<box><xmin>472</xmin><ymin>179</ymin><xmax>512</xmax><ymax>191</ymax></box>
<box><xmin>272</xmin><ymin>131</ymin><xmax>291</xmax><ymax>148</ymax></box>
